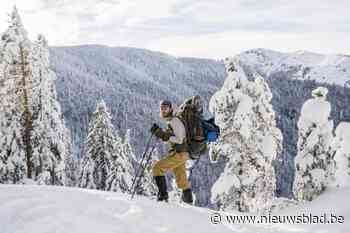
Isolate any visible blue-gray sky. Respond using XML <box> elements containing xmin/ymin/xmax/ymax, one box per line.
<box><xmin>1</xmin><ymin>0</ymin><xmax>349</xmax><ymax>58</ymax></box>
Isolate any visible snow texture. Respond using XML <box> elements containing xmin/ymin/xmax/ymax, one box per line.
<box><xmin>1</xmin><ymin>184</ymin><xmax>350</xmax><ymax>233</ymax></box>
<box><xmin>49</xmin><ymin>44</ymin><xmax>350</xmax><ymax>202</ymax></box>
<box><xmin>0</xmin><ymin>185</ymin><xmax>232</xmax><ymax>233</ymax></box>
<box><xmin>78</xmin><ymin>100</ymin><xmax>134</xmax><ymax>193</ymax></box>
<box><xmin>293</xmin><ymin>87</ymin><xmax>335</xmax><ymax>201</ymax></box>
<box><xmin>209</xmin><ymin>58</ymin><xmax>283</xmax><ymax>213</ymax></box>
<box><xmin>0</xmin><ymin>7</ymin><xmax>71</xmax><ymax>185</ymax></box>
<box><xmin>238</xmin><ymin>48</ymin><xmax>350</xmax><ymax>86</ymax></box>
<box><xmin>332</xmin><ymin>122</ymin><xmax>350</xmax><ymax>187</ymax></box>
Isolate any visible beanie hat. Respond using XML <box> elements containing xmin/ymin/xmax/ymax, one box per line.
<box><xmin>160</xmin><ymin>99</ymin><xmax>172</xmax><ymax>108</ymax></box>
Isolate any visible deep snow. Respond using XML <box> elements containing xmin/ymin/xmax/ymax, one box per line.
<box><xmin>0</xmin><ymin>185</ymin><xmax>231</xmax><ymax>233</ymax></box>
<box><xmin>0</xmin><ymin>185</ymin><xmax>349</xmax><ymax>233</ymax></box>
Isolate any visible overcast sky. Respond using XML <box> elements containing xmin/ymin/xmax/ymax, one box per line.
<box><xmin>0</xmin><ymin>0</ymin><xmax>349</xmax><ymax>59</ymax></box>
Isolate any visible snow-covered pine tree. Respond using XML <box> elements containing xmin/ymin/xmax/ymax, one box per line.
<box><xmin>78</xmin><ymin>100</ymin><xmax>135</xmax><ymax>192</ymax></box>
<box><xmin>65</xmin><ymin>154</ymin><xmax>79</xmax><ymax>187</ymax></box>
<box><xmin>105</xmin><ymin>129</ymin><xmax>134</xmax><ymax>193</ymax></box>
<box><xmin>293</xmin><ymin>87</ymin><xmax>334</xmax><ymax>201</ymax></box>
<box><xmin>332</xmin><ymin>122</ymin><xmax>350</xmax><ymax>187</ymax></box>
<box><xmin>122</xmin><ymin>129</ymin><xmax>136</xmax><ymax>162</ymax></box>
<box><xmin>79</xmin><ymin>100</ymin><xmax>114</xmax><ymax>190</ymax></box>
<box><xmin>209</xmin><ymin>58</ymin><xmax>283</xmax><ymax>213</ymax></box>
<box><xmin>0</xmin><ymin>6</ymin><xmax>32</xmax><ymax>183</ymax></box>
<box><xmin>0</xmin><ymin>7</ymin><xmax>71</xmax><ymax>184</ymax></box>
<box><xmin>31</xmin><ymin>34</ymin><xmax>72</xmax><ymax>185</ymax></box>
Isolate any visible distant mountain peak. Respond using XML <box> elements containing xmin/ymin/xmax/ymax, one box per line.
<box><xmin>236</xmin><ymin>49</ymin><xmax>350</xmax><ymax>86</ymax></box>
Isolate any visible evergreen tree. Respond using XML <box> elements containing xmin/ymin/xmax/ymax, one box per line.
<box><xmin>105</xmin><ymin>129</ymin><xmax>134</xmax><ymax>193</ymax></box>
<box><xmin>293</xmin><ymin>87</ymin><xmax>335</xmax><ymax>201</ymax></box>
<box><xmin>79</xmin><ymin>100</ymin><xmax>115</xmax><ymax>190</ymax></box>
<box><xmin>122</xmin><ymin>129</ymin><xmax>136</xmax><ymax>162</ymax></box>
<box><xmin>209</xmin><ymin>58</ymin><xmax>283</xmax><ymax>212</ymax></box>
<box><xmin>0</xmin><ymin>6</ymin><xmax>31</xmax><ymax>183</ymax></box>
<box><xmin>0</xmin><ymin>7</ymin><xmax>71</xmax><ymax>184</ymax></box>
<box><xmin>65</xmin><ymin>154</ymin><xmax>79</xmax><ymax>187</ymax></box>
<box><xmin>332</xmin><ymin>122</ymin><xmax>350</xmax><ymax>187</ymax></box>
<box><xmin>78</xmin><ymin>100</ymin><xmax>135</xmax><ymax>192</ymax></box>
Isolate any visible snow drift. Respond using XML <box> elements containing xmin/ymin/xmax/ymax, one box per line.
<box><xmin>1</xmin><ymin>185</ymin><xmax>349</xmax><ymax>233</ymax></box>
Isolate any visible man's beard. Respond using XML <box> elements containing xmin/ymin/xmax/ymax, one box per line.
<box><xmin>160</xmin><ymin>111</ymin><xmax>172</xmax><ymax>118</ymax></box>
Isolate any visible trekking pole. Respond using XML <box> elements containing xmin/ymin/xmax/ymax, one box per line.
<box><xmin>130</xmin><ymin>143</ymin><xmax>157</xmax><ymax>199</ymax></box>
<box><xmin>129</xmin><ymin>133</ymin><xmax>154</xmax><ymax>196</ymax></box>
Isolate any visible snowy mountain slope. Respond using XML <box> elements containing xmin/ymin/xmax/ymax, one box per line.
<box><xmin>238</xmin><ymin>49</ymin><xmax>350</xmax><ymax>198</ymax></box>
<box><xmin>0</xmin><ymin>185</ymin><xmax>232</xmax><ymax>233</ymax></box>
<box><xmin>238</xmin><ymin>48</ymin><xmax>350</xmax><ymax>86</ymax></box>
<box><xmin>223</xmin><ymin>187</ymin><xmax>350</xmax><ymax>233</ymax></box>
<box><xmin>273</xmin><ymin>187</ymin><xmax>350</xmax><ymax>233</ymax></box>
<box><xmin>49</xmin><ymin>45</ymin><xmax>226</xmax><ymax>157</ymax></box>
<box><xmin>0</xmin><ymin>185</ymin><xmax>349</xmax><ymax>233</ymax></box>
<box><xmin>48</xmin><ymin>45</ymin><xmax>350</xmax><ymax>204</ymax></box>
<box><xmin>48</xmin><ymin>45</ymin><xmax>228</xmax><ymax>208</ymax></box>
<box><xmin>48</xmin><ymin>46</ymin><xmax>350</xmax><ymax>160</ymax></box>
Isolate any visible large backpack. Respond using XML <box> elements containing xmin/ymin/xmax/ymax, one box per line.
<box><xmin>176</xmin><ymin>95</ymin><xmax>220</xmax><ymax>159</ymax></box>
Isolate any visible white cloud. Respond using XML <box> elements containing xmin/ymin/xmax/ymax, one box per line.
<box><xmin>0</xmin><ymin>0</ymin><xmax>349</xmax><ymax>58</ymax></box>
<box><xmin>147</xmin><ymin>31</ymin><xmax>350</xmax><ymax>59</ymax></box>
<box><xmin>0</xmin><ymin>1</ymin><xmax>80</xmax><ymax>45</ymax></box>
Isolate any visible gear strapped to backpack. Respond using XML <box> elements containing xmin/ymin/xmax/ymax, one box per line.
<box><xmin>176</xmin><ymin>95</ymin><xmax>220</xmax><ymax>159</ymax></box>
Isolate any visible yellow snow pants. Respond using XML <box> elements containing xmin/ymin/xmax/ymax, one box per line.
<box><xmin>152</xmin><ymin>151</ymin><xmax>190</xmax><ymax>190</ymax></box>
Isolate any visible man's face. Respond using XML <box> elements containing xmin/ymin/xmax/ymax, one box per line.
<box><xmin>160</xmin><ymin>105</ymin><xmax>172</xmax><ymax>118</ymax></box>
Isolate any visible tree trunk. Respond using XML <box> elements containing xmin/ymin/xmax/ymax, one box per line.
<box><xmin>19</xmin><ymin>43</ymin><xmax>34</xmax><ymax>179</ymax></box>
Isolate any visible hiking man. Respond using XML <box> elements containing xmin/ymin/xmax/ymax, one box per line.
<box><xmin>150</xmin><ymin>100</ymin><xmax>193</xmax><ymax>204</ymax></box>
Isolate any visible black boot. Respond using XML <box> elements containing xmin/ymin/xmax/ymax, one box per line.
<box><xmin>154</xmin><ymin>176</ymin><xmax>168</xmax><ymax>202</ymax></box>
<box><xmin>182</xmin><ymin>188</ymin><xmax>193</xmax><ymax>204</ymax></box>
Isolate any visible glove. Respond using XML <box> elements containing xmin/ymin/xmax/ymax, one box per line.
<box><xmin>150</xmin><ymin>123</ymin><xmax>170</xmax><ymax>141</ymax></box>
<box><xmin>150</xmin><ymin>123</ymin><xmax>160</xmax><ymax>134</ymax></box>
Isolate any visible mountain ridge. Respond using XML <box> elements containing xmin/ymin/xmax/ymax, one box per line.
<box><xmin>49</xmin><ymin>44</ymin><xmax>350</xmax><ymax>204</ymax></box>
